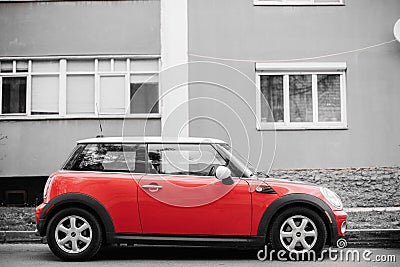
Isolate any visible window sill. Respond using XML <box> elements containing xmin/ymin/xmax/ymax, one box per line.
<box><xmin>0</xmin><ymin>114</ymin><xmax>161</xmax><ymax>121</ymax></box>
<box><xmin>257</xmin><ymin>123</ymin><xmax>348</xmax><ymax>131</ymax></box>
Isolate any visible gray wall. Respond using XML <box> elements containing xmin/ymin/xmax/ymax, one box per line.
<box><xmin>188</xmin><ymin>0</ymin><xmax>400</xmax><ymax>170</ymax></box>
<box><xmin>0</xmin><ymin>0</ymin><xmax>160</xmax><ymax>56</ymax></box>
<box><xmin>0</xmin><ymin>119</ymin><xmax>161</xmax><ymax>177</ymax></box>
<box><xmin>0</xmin><ymin>0</ymin><xmax>162</xmax><ymax>177</ymax></box>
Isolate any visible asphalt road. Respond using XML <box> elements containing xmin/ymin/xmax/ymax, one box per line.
<box><xmin>0</xmin><ymin>244</ymin><xmax>399</xmax><ymax>267</ymax></box>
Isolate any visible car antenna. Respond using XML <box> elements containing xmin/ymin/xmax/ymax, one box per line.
<box><xmin>96</xmin><ymin>103</ymin><xmax>104</xmax><ymax>138</ymax></box>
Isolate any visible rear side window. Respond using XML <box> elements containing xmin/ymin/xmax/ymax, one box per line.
<box><xmin>63</xmin><ymin>143</ymin><xmax>146</xmax><ymax>173</ymax></box>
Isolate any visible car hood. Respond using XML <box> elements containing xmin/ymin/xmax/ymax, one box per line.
<box><xmin>246</xmin><ymin>177</ymin><xmax>321</xmax><ymax>197</ymax></box>
<box><xmin>265</xmin><ymin>178</ymin><xmax>315</xmax><ymax>186</ymax></box>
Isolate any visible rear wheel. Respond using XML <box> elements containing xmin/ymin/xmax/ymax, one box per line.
<box><xmin>46</xmin><ymin>208</ymin><xmax>102</xmax><ymax>261</ymax></box>
<box><xmin>269</xmin><ymin>207</ymin><xmax>327</xmax><ymax>260</ymax></box>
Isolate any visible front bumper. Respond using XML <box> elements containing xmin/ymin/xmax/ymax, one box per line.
<box><xmin>331</xmin><ymin>209</ymin><xmax>348</xmax><ymax>246</ymax></box>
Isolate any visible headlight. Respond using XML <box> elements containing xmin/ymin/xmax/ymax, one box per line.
<box><xmin>320</xmin><ymin>187</ymin><xmax>343</xmax><ymax>210</ymax></box>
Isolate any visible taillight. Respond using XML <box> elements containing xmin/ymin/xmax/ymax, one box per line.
<box><xmin>43</xmin><ymin>176</ymin><xmax>54</xmax><ymax>202</ymax></box>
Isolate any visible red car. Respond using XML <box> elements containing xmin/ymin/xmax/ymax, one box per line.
<box><xmin>36</xmin><ymin>137</ymin><xmax>347</xmax><ymax>261</ymax></box>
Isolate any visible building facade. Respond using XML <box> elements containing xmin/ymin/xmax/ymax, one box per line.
<box><xmin>0</xmin><ymin>0</ymin><xmax>399</xmax><ymax>205</ymax></box>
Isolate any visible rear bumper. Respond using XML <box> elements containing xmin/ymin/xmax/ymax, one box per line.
<box><xmin>37</xmin><ymin>219</ymin><xmax>46</xmax><ymax>237</ymax></box>
<box><xmin>36</xmin><ymin>203</ymin><xmax>47</xmax><ymax>236</ymax></box>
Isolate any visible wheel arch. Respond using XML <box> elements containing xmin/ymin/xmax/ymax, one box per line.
<box><xmin>257</xmin><ymin>193</ymin><xmax>337</xmax><ymax>245</ymax></box>
<box><xmin>38</xmin><ymin>193</ymin><xmax>115</xmax><ymax>244</ymax></box>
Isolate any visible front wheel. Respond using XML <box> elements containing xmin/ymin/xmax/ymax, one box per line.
<box><xmin>269</xmin><ymin>207</ymin><xmax>327</xmax><ymax>259</ymax></box>
<box><xmin>46</xmin><ymin>208</ymin><xmax>103</xmax><ymax>261</ymax></box>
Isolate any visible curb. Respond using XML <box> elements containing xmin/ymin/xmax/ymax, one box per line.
<box><xmin>0</xmin><ymin>231</ymin><xmax>45</xmax><ymax>244</ymax></box>
<box><xmin>1</xmin><ymin>229</ymin><xmax>400</xmax><ymax>247</ymax></box>
<box><xmin>346</xmin><ymin>229</ymin><xmax>400</xmax><ymax>248</ymax></box>
<box><xmin>344</xmin><ymin>207</ymin><xmax>400</xmax><ymax>212</ymax></box>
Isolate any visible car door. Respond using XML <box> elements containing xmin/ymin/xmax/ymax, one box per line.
<box><xmin>137</xmin><ymin>143</ymin><xmax>252</xmax><ymax>236</ymax></box>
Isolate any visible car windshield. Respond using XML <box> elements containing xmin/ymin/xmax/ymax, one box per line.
<box><xmin>215</xmin><ymin>143</ymin><xmax>256</xmax><ymax>178</ymax></box>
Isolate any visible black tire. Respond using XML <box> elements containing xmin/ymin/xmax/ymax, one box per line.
<box><xmin>46</xmin><ymin>207</ymin><xmax>103</xmax><ymax>261</ymax></box>
<box><xmin>269</xmin><ymin>207</ymin><xmax>327</xmax><ymax>260</ymax></box>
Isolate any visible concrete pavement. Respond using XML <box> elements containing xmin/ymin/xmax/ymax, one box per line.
<box><xmin>0</xmin><ymin>244</ymin><xmax>399</xmax><ymax>267</ymax></box>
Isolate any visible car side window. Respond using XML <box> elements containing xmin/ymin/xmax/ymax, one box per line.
<box><xmin>63</xmin><ymin>143</ymin><xmax>146</xmax><ymax>173</ymax></box>
<box><xmin>147</xmin><ymin>143</ymin><xmax>227</xmax><ymax>176</ymax></box>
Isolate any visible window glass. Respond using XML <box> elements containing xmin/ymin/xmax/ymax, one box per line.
<box><xmin>1</xmin><ymin>77</ymin><xmax>26</xmax><ymax>113</ymax></box>
<box><xmin>289</xmin><ymin>75</ymin><xmax>312</xmax><ymax>122</ymax></box>
<box><xmin>99</xmin><ymin>76</ymin><xmax>125</xmax><ymax>114</ymax></box>
<box><xmin>216</xmin><ymin>144</ymin><xmax>254</xmax><ymax>178</ymax></box>
<box><xmin>1</xmin><ymin>61</ymin><xmax>13</xmax><ymax>73</ymax></box>
<box><xmin>260</xmin><ymin>75</ymin><xmax>284</xmax><ymax>122</ymax></box>
<box><xmin>114</xmin><ymin>59</ymin><xmax>126</xmax><ymax>72</ymax></box>
<box><xmin>64</xmin><ymin>143</ymin><xmax>146</xmax><ymax>173</ymax></box>
<box><xmin>32</xmin><ymin>60</ymin><xmax>59</xmax><ymax>73</ymax></box>
<box><xmin>16</xmin><ymin>61</ymin><xmax>28</xmax><ymax>73</ymax></box>
<box><xmin>147</xmin><ymin>144</ymin><xmax>226</xmax><ymax>176</ymax></box>
<box><xmin>98</xmin><ymin>59</ymin><xmax>111</xmax><ymax>72</ymax></box>
<box><xmin>131</xmin><ymin>74</ymin><xmax>158</xmax><ymax>83</ymax></box>
<box><xmin>67</xmin><ymin>60</ymin><xmax>94</xmax><ymax>72</ymax></box>
<box><xmin>318</xmin><ymin>74</ymin><xmax>341</xmax><ymax>122</ymax></box>
<box><xmin>130</xmin><ymin>59</ymin><xmax>159</xmax><ymax>72</ymax></box>
<box><xmin>130</xmin><ymin>75</ymin><xmax>159</xmax><ymax>114</ymax></box>
<box><xmin>31</xmin><ymin>75</ymin><xmax>59</xmax><ymax>114</ymax></box>
<box><xmin>130</xmin><ymin>83</ymin><xmax>159</xmax><ymax>113</ymax></box>
<box><xmin>66</xmin><ymin>75</ymin><xmax>95</xmax><ymax>114</ymax></box>
<box><xmin>314</xmin><ymin>0</ymin><xmax>341</xmax><ymax>3</ymax></box>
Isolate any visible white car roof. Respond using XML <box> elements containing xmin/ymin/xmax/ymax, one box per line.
<box><xmin>77</xmin><ymin>136</ymin><xmax>227</xmax><ymax>145</ymax></box>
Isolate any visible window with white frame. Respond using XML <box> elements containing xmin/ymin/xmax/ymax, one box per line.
<box><xmin>254</xmin><ymin>0</ymin><xmax>344</xmax><ymax>5</ymax></box>
<box><xmin>0</xmin><ymin>60</ymin><xmax>28</xmax><ymax>114</ymax></box>
<box><xmin>256</xmin><ymin>62</ymin><xmax>347</xmax><ymax>130</ymax></box>
<box><xmin>0</xmin><ymin>56</ymin><xmax>160</xmax><ymax>118</ymax></box>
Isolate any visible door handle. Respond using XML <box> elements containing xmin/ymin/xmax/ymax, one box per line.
<box><xmin>142</xmin><ymin>184</ymin><xmax>163</xmax><ymax>192</ymax></box>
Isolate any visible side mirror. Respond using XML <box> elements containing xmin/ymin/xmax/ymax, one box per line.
<box><xmin>215</xmin><ymin>166</ymin><xmax>234</xmax><ymax>185</ymax></box>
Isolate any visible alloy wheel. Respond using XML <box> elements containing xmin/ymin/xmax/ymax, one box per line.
<box><xmin>55</xmin><ymin>215</ymin><xmax>92</xmax><ymax>254</ymax></box>
<box><xmin>279</xmin><ymin>215</ymin><xmax>318</xmax><ymax>252</ymax></box>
